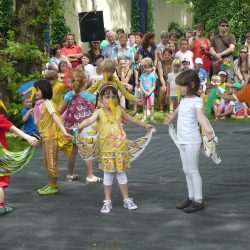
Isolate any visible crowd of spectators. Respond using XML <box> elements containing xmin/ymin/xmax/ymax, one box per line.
<box><xmin>46</xmin><ymin>19</ymin><xmax>250</xmax><ymax>121</ymax></box>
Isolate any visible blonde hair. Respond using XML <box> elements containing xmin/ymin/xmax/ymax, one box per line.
<box><xmin>101</xmin><ymin>58</ymin><xmax>116</xmax><ymax>73</ymax></box>
<box><xmin>141</xmin><ymin>57</ymin><xmax>153</xmax><ymax>73</ymax></box>
<box><xmin>45</xmin><ymin>70</ymin><xmax>58</xmax><ymax>81</ymax></box>
<box><xmin>211</xmin><ymin>75</ymin><xmax>221</xmax><ymax>84</ymax></box>
<box><xmin>71</xmin><ymin>69</ymin><xmax>86</xmax><ymax>94</ymax></box>
<box><xmin>22</xmin><ymin>94</ymin><xmax>31</xmax><ymax>103</ymax></box>
<box><xmin>171</xmin><ymin>58</ymin><xmax>181</xmax><ymax>71</ymax></box>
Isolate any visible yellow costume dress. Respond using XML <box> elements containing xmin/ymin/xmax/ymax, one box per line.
<box><xmin>76</xmin><ymin>106</ymin><xmax>152</xmax><ymax>173</ymax></box>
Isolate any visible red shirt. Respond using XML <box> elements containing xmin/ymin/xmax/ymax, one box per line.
<box><xmin>0</xmin><ymin>114</ymin><xmax>13</xmax><ymax>150</ymax></box>
<box><xmin>0</xmin><ymin>114</ymin><xmax>13</xmax><ymax>187</ymax></box>
<box><xmin>61</xmin><ymin>45</ymin><xmax>83</xmax><ymax>68</ymax></box>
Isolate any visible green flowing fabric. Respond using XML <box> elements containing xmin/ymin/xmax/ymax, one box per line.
<box><xmin>0</xmin><ymin>144</ymin><xmax>35</xmax><ymax>176</ymax></box>
<box><xmin>205</xmin><ymin>88</ymin><xmax>220</xmax><ymax>117</ymax></box>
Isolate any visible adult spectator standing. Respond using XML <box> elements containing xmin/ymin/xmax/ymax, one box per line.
<box><xmin>138</xmin><ymin>32</ymin><xmax>157</xmax><ymax>67</ymax></box>
<box><xmin>102</xmin><ymin>31</ymin><xmax>119</xmax><ymax>59</ymax></box>
<box><xmin>49</xmin><ymin>44</ymin><xmax>72</xmax><ymax>71</ymax></box>
<box><xmin>210</xmin><ymin>19</ymin><xmax>236</xmax><ymax>82</ymax></box>
<box><xmin>128</xmin><ymin>33</ymin><xmax>136</xmax><ymax>52</ymax></box>
<box><xmin>112</xmin><ymin>33</ymin><xmax>134</xmax><ymax>68</ymax></box>
<box><xmin>189</xmin><ymin>24</ymin><xmax>212</xmax><ymax>74</ymax></box>
<box><xmin>87</xmin><ymin>41</ymin><xmax>102</xmax><ymax>64</ymax></box>
<box><xmin>134</xmin><ymin>32</ymin><xmax>143</xmax><ymax>62</ymax></box>
<box><xmin>156</xmin><ymin>31</ymin><xmax>169</xmax><ymax>62</ymax></box>
<box><xmin>157</xmin><ymin>48</ymin><xmax>172</xmax><ymax>112</ymax></box>
<box><xmin>61</xmin><ymin>33</ymin><xmax>83</xmax><ymax>68</ymax></box>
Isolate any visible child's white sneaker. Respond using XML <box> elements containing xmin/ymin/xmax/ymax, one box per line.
<box><xmin>123</xmin><ymin>198</ymin><xmax>138</xmax><ymax>210</ymax></box>
<box><xmin>101</xmin><ymin>200</ymin><xmax>112</xmax><ymax>213</ymax></box>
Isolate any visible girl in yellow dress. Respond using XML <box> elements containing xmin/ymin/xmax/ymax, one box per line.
<box><xmin>77</xmin><ymin>84</ymin><xmax>155</xmax><ymax>213</ymax></box>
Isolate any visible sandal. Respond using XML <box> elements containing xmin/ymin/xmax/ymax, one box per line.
<box><xmin>86</xmin><ymin>175</ymin><xmax>103</xmax><ymax>184</ymax></box>
<box><xmin>66</xmin><ymin>173</ymin><xmax>82</xmax><ymax>182</ymax></box>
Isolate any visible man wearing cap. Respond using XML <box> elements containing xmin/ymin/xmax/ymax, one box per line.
<box><xmin>210</xmin><ymin>19</ymin><xmax>236</xmax><ymax>82</ymax></box>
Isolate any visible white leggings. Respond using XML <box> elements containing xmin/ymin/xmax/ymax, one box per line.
<box><xmin>179</xmin><ymin>143</ymin><xmax>202</xmax><ymax>201</ymax></box>
<box><xmin>103</xmin><ymin>172</ymin><xmax>128</xmax><ymax>186</ymax></box>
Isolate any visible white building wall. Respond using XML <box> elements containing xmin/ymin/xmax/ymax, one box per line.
<box><xmin>64</xmin><ymin>0</ymin><xmax>193</xmax><ymax>50</ymax></box>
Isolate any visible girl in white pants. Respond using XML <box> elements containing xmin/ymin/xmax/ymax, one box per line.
<box><xmin>164</xmin><ymin>69</ymin><xmax>215</xmax><ymax>213</ymax></box>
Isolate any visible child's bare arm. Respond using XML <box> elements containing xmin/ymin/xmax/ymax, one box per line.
<box><xmin>51</xmin><ymin>113</ymin><xmax>72</xmax><ymax>140</ymax></box>
<box><xmin>163</xmin><ymin>107</ymin><xmax>179</xmax><ymax>125</ymax></box>
<box><xmin>196</xmin><ymin>108</ymin><xmax>214</xmax><ymax>141</ymax></box>
<box><xmin>10</xmin><ymin>126</ymin><xmax>38</xmax><ymax>146</ymax></box>
<box><xmin>59</xmin><ymin>100</ymin><xmax>68</xmax><ymax>115</ymax></box>
<box><xmin>121</xmin><ymin>109</ymin><xmax>155</xmax><ymax>130</ymax></box>
<box><xmin>77</xmin><ymin>110</ymin><xmax>99</xmax><ymax>130</ymax></box>
<box><xmin>148</xmin><ymin>82</ymin><xmax>156</xmax><ymax>96</ymax></box>
<box><xmin>140</xmin><ymin>80</ymin><xmax>147</xmax><ymax>95</ymax></box>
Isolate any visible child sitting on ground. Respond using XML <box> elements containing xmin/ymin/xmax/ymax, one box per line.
<box><xmin>205</xmin><ymin>75</ymin><xmax>223</xmax><ymax>118</ymax></box>
<box><xmin>230</xmin><ymin>82</ymin><xmax>250</xmax><ymax>119</ymax></box>
<box><xmin>215</xmin><ymin>86</ymin><xmax>234</xmax><ymax>119</ymax></box>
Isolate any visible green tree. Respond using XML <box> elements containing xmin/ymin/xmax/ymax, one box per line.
<box><xmin>131</xmin><ymin>0</ymin><xmax>140</xmax><ymax>32</ymax></box>
<box><xmin>166</xmin><ymin>0</ymin><xmax>250</xmax><ymax>47</ymax></box>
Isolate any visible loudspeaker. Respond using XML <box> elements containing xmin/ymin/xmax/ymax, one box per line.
<box><xmin>78</xmin><ymin>11</ymin><xmax>105</xmax><ymax>42</ymax></box>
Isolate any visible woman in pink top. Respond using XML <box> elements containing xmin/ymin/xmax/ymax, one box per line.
<box><xmin>189</xmin><ymin>24</ymin><xmax>212</xmax><ymax>74</ymax></box>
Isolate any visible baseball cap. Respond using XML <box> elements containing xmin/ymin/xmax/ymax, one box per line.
<box><xmin>218</xmin><ymin>71</ymin><xmax>227</xmax><ymax>76</ymax></box>
<box><xmin>181</xmin><ymin>58</ymin><xmax>190</xmax><ymax>63</ymax></box>
<box><xmin>233</xmin><ymin>82</ymin><xmax>242</xmax><ymax>89</ymax></box>
<box><xmin>195</xmin><ymin>57</ymin><xmax>203</xmax><ymax>64</ymax></box>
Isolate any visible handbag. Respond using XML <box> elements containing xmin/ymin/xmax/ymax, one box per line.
<box><xmin>200</xmin><ymin>127</ymin><xmax>221</xmax><ymax>164</ymax></box>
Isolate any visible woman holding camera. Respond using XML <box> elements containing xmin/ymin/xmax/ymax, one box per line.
<box><xmin>189</xmin><ymin>24</ymin><xmax>212</xmax><ymax>74</ymax></box>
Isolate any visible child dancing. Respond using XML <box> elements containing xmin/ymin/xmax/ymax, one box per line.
<box><xmin>164</xmin><ymin>69</ymin><xmax>214</xmax><ymax>213</ymax></box>
<box><xmin>33</xmin><ymin>80</ymin><xmax>72</xmax><ymax>195</ymax></box>
<box><xmin>77</xmin><ymin>85</ymin><xmax>155</xmax><ymax>213</ymax></box>
<box><xmin>86</xmin><ymin>58</ymin><xmax>141</xmax><ymax>105</ymax></box>
<box><xmin>0</xmin><ymin>104</ymin><xmax>38</xmax><ymax>215</ymax></box>
<box><xmin>59</xmin><ymin>69</ymin><xmax>102</xmax><ymax>183</ymax></box>
<box><xmin>139</xmin><ymin>57</ymin><xmax>157</xmax><ymax>123</ymax></box>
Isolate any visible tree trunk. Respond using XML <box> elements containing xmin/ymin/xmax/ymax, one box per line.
<box><xmin>14</xmin><ymin>0</ymin><xmax>48</xmax><ymax>74</ymax></box>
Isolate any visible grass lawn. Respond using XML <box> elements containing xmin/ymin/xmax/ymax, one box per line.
<box><xmin>6</xmin><ymin>135</ymin><xmax>29</xmax><ymax>152</ymax></box>
<box><xmin>132</xmin><ymin>110</ymin><xmax>250</xmax><ymax>124</ymax></box>
<box><xmin>5</xmin><ymin>111</ymin><xmax>250</xmax><ymax>152</ymax></box>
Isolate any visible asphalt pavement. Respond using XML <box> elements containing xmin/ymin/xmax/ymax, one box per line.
<box><xmin>1</xmin><ymin>122</ymin><xmax>250</xmax><ymax>250</ymax></box>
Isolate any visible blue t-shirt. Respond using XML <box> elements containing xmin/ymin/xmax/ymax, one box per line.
<box><xmin>64</xmin><ymin>90</ymin><xmax>96</xmax><ymax>103</ymax></box>
<box><xmin>139</xmin><ymin>73</ymin><xmax>157</xmax><ymax>96</ymax></box>
<box><xmin>194</xmin><ymin>68</ymin><xmax>207</xmax><ymax>85</ymax></box>
<box><xmin>21</xmin><ymin>108</ymin><xmax>38</xmax><ymax>135</ymax></box>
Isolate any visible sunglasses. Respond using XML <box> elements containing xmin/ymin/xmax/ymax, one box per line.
<box><xmin>220</xmin><ymin>24</ymin><xmax>228</xmax><ymax>27</ymax></box>
<box><xmin>92</xmin><ymin>42</ymin><xmax>100</xmax><ymax>44</ymax></box>
<box><xmin>240</xmin><ymin>51</ymin><xmax>247</xmax><ymax>54</ymax></box>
